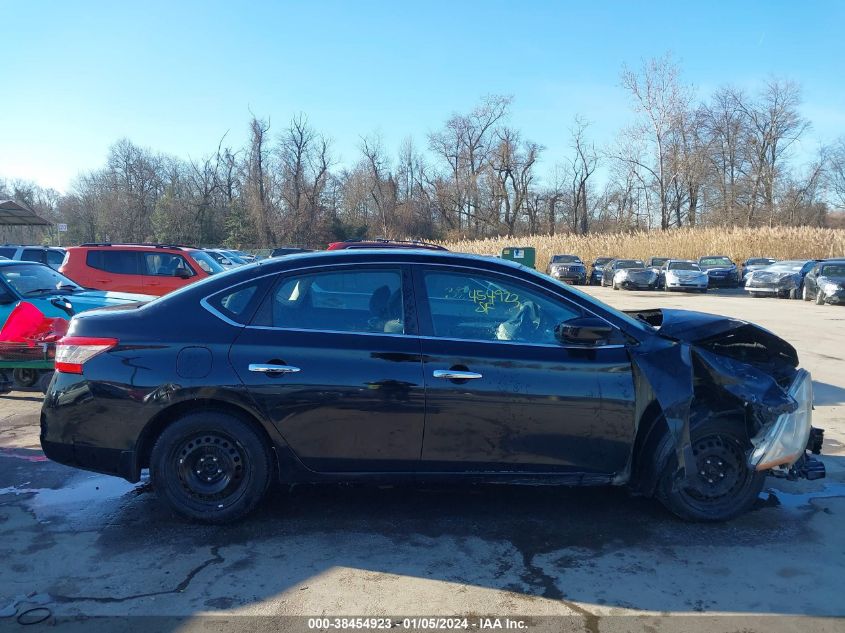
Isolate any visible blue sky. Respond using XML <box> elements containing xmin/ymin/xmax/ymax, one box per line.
<box><xmin>2</xmin><ymin>0</ymin><xmax>843</xmax><ymax>192</ymax></box>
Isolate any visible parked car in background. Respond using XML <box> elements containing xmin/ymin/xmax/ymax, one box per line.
<box><xmin>326</xmin><ymin>238</ymin><xmax>447</xmax><ymax>251</ymax></box>
<box><xmin>41</xmin><ymin>249</ymin><xmax>824</xmax><ymax>524</ymax></box>
<box><xmin>802</xmin><ymin>259</ymin><xmax>845</xmax><ymax>305</ymax></box>
<box><xmin>741</xmin><ymin>257</ymin><xmax>777</xmax><ymax>282</ymax></box>
<box><xmin>745</xmin><ymin>260</ymin><xmax>816</xmax><ymax>299</ymax></box>
<box><xmin>546</xmin><ymin>254</ymin><xmax>587</xmax><ymax>284</ymax></box>
<box><xmin>698</xmin><ymin>255</ymin><xmax>741</xmax><ymax>288</ymax></box>
<box><xmin>589</xmin><ymin>257</ymin><xmax>614</xmax><ymax>285</ymax></box>
<box><xmin>0</xmin><ymin>244</ymin><xmax>67</xmax><ymax>271</ymax></box>
<box><xmin>60</xmin><ymin>243</ymin><xmax>225</xmax><ymax>296</ymax></box>
<box><xmin>0</xmin><ymin>260</ymin><xmax>152</xmax><ymax>330</ymax></box>
<box><xmin>205</xmin><ymin>249</ymin><xmax>243</xmax><ymax>269</ymax></box>
<box><xmin>646</xmin><ymin>257</ymin><xmax>670</xmax><ymax>274</ymax></box>
<box><xmin>602</xmin><ymin>259</ymin><xmax>657</xmax><ymax>290</ymax></box>
<box><xmin>230</xmin><ymin>250</ymin><xmax>257</xmax><ymax>263</ymax></box>
<box><xmin>270</xmin><ymin>247</ymin><xmax>314</xmax><ymax>258</ymax></box>
<box><xmin>659</xmin><ymin>260</ymin><xmax>708</xmax><ymax>292</ymax></box>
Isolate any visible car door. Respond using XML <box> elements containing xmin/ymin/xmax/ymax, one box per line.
<box><xmin>413</xmin><ymin>265</ymin><xmax>637</xmax><ymax>476</ymax></box>
<box><xmin>228</xmin><ymin>264</ymin><xmax>426</xmax><ymax>473</ymax></box>
<box><xmin>85</xmin><ymin>250</ymin><xmax>147</xmax><ymax>293</ymax></box>
<box><xmin>804</xmin><ymin>264</ymin><xmax>820</xmax><ymax>296</ymax></box>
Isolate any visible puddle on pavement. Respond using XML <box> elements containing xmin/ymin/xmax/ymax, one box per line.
<box><xmin>1</xmin><ymin>472</ymin><xmax>149</xmax><ymax>522</ymax></box>
<box><xmin>760</xmin><ymin>481</ymin><xmax>845</xmax><ymax>511</ymax></box>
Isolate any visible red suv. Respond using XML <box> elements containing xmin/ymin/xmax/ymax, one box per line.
<box><xmin>59</xmin><ymin>243</ymin><xmax>224</xmax><ymax>296</ymax></box>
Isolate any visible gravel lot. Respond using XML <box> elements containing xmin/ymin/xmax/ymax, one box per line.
<box><xmin>1</xmin><ymin>287</ymin><xmax>843</xmax><ymax>632</ymax></box>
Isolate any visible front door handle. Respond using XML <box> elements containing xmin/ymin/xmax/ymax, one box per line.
<box><xmin>433</xmin><ymin>369</ymin><xmax>483</xmax><ymax>380</ymax></box>
<box><xmin>249</xmin><ymin>363</ymin><xmax>301</xmax><ymax>374</ymax></box>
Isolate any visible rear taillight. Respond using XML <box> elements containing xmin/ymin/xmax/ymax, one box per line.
<box><xmin>55</xmin><ymin>337</ymin><xmax>118</xmax><ymax>374</ymax></box>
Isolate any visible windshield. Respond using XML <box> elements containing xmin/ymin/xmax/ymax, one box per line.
<box><xmin>550</xmin><ymin>255</ymin><xmax>581</xmax><ymax>264</ymax></box>
<box><xmin>0</xmin><ymin>263</ymin><xmax>82</xmax><ymax>297</ymax></box>
<box><xmin>820</xmin><ymin>264</ymin><xmax>845</xmax><ymax>277</ymax></box>
<box><xmin>222</xmin><ymin>251</ymin><xmax>246</xmax><ymax>264</ymax></box>
<box><xmin>699</xmin><ymin>256</ymin><xmax>733</xmax><ymax>266</ymax></box>
<box><xmin>593</xmin><ymin>257</ymin><xmax>613</xmax><ymax>266</ymax></box>
<box><xmin>667</xmin><ymin>262</ymin><xmax>700</xmax><ymax>271</ymax></box>
<box><xmin>649</xmin><ymin>258</ymin><xmax>669</xmax><ymax>266</ymax></box>
<box><xmin>766</xmin><ymin>261</ymin><xmax>805</xmax><ymax>273</ymax></box>
<box><xmin>746</xmin><ymin>258</ymin><xmax>775</xmax><ymax>266</ymax></box>
<box><xmin>615</xmin><ymin>260</ymin><xmax>644</xmax><ymax>269</ymax></box>
<box><xmin>190</xmin><ymin>251</ymin><xmax>225</xmax><ymax>275</ymax></box>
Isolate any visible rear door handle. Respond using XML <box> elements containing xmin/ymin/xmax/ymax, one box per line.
<box><xmin>432</xmin><ymin>370</ymin><xmax>483</xmax><ymax>380</ymax></box>
<box><xmin>249</xmin><ymin>363</ymin><xmax>301</xmax><ymax>374</ymax></box>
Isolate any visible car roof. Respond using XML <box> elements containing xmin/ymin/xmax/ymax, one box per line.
<box><xmin>71</xmin><ymin>243</ymin><xmax>197</xmax><ymax>251</ymax></box>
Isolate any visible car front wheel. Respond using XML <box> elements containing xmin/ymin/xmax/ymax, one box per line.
<box><xmin>151</xmin><ymin>411</ymin><xmax>272</xmax><ymax>524</ymax></box>
<box><xmin>656</xmin><ymin>418</ymin><xmax>765</xmax><ymax>522</ymax></box>
<box><xmin>815</xmin><ymin>289</ymin><xmax>826</xmax><ymax>305</ymax></box>
<box><xmin>802</xmin><ymin>285</ymin><xmax>812</xmax><ymax>301</ymax></box>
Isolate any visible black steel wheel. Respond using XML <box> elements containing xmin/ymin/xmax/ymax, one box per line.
<box><xmin>657</xmin><ymin>418</ymin><xmax>764</xmax><ymax>522</ymax></box>
<box><xmin>151</xmin><ymin>411</ymin><xmax>272</xmax><ymax>523</ymax></box>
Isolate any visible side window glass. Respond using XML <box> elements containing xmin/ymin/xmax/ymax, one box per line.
<box><xmin>87</xmin><ymin>250</ymin><xmax>141</xmax><ymax>274</ymax></box>
<box><xmin>252</xmin><ymin>269</ymin><xmax>404</xmax><ymax>334</ymax></box>
<box><xmin>21</xmin><ymin>249</ymin><xmax>44</xmax><ymax>263</ymax></box>
<box><xmin>47</xmin><ymin>250</ymin><xmax>65</xmax><ymax>267</ymax></box>
<box><xmin>208</xmin><ymin>283</ymin><xmax>261</xmax><ymax>324</ymax></box>
<box><xmin>422</xmin><ymin>270</ymin><xmax>581</xmax><ymax>344</ymax></box>
<box><xmin>144</xmin><ymin>253</ymin><xmax>194</xmax><ymax>277</ymax></box>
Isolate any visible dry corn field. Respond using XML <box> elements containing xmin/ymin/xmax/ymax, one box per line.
<box><xmin>442</xmin><ymin>226</ymin><xmax>845</xmax><ymax>271</ymax></box>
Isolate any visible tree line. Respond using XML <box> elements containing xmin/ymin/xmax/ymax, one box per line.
<box><xmin>3</xmin><ymin>54</ymin><xmax>845</xmax><ymax>249</ymax></box>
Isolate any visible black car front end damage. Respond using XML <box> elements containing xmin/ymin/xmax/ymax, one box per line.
<box><xmin>622</xmin><ymin>308</ymin><xmax>824</xmax><ymax>493</ymax></box>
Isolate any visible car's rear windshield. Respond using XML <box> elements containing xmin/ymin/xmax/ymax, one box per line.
<box><xmin>190</xmin><ymin>251</ymin><xmax>225</xmax><ymax>274</ymax></box>
<box><xmin>615</xmin><ymin>260</ymin><xmax>644</xmax><ymax>269</ymax></box>
<box><xmin>700</xmin><ymin>256</ymin><xmax>733</xmax><ymax>266</ymax></box>
<box><xmin>649</xmin><ymin>258</ymin><xmax>669</xmax><ymax>266</ymax></box>
<box><xmin>668</xmin><ymin>262</ymin><xmax>700</xmax><ymax>271</ymax></box>
<box><xmin>550</xmin><ymin>255</ymin><xmax>581</xmax><ymax>263</ymax></box>
<box><xmin>820</xmin><ymin>264</ymin><xmax>845</xmax><ymax>277</ymax></box>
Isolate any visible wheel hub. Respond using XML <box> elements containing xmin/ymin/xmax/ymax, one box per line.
<box><xmin>688</xmin><ymin>435</ymin><xmax>744</xmax><ymax>500</ymax></box>
<box><xmin>175</xmin><ymin>434</ymin><xmax>245</xmax><ymax>501</ymax></box>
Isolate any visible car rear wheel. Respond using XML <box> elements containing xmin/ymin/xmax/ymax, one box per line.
<box><xmin>802</xmin><ymin>285</ymin><xmax>812</xmax><ymax>301</ymax></box>
<box><xmin>151</xmin><ymin>411</ymin><xmax>272</xmax><ymax>524</ymax></box>
<box><xmin>657</xmin><ymin>418</ymin><xmax>765</xmax><ymax>522</ymax></box>
<box><xmin>788</xmin><ymin>288</ymin><xmax>799</xmax><ymax>300</ymax></box>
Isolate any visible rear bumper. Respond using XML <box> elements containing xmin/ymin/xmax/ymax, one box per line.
<box><xmin>40</xmin><ymin>435</ymin><xmax>139</xmax><ymax>482</ymax></box>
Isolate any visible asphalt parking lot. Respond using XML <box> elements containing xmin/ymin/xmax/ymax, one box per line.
<box><xmin>1</xmin><ymin>286</ymin><xmax>844</xmax><ymax>632</ymax></box>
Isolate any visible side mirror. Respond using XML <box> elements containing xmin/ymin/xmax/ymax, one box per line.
<box><xmin>556</xmin><ymin>316</ymin><xmax>615</xmax><ymax>346</ymax></box>
<box><xmin>174</xmin><ymin>268</ymin><xmax>192</xmax><ymax>279</ymax></box>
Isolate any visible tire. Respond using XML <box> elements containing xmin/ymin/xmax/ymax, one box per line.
<box><xmin>788</xmin><ymin>288</ymin><xmax>798</xmax><ymax>300</ymax></box>
<box><xmin>150</xmin><ymin>411</ymin><xmax>272</xmax><ymax>524</ymax></box>
<box><xmin>802</xmin><ymin>284</ymin><xmax>812</xmax><ymax>301</ymax></box>
<box><xmin>656</xmin><ymin>418</ymin><xmax>765</xmax><ymax>522</ymax></box>
<box><xmin>612</xmin><ymin>282</ymin><xmax>619</xmax><ymax>290</ymax></box>
<box><xmin>12</xmin><ymin>368</ymin><xmax>40</xmax><ymax>389</ymax></box>
<box><xmin>816</xmin><ymin>289</ymin><xmax>826</xmax><ymax>305</ymax></box>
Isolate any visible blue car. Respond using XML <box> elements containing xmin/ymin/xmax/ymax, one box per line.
<box><xmin>0</xmin><ymin>260</ymin><xmax>153</xmax><ymax>331</ymax></box>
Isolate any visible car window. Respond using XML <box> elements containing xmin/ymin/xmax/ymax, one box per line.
<box><xmin>667</xmin><ymin>262</ymin><xmax>700</xmax><ymax>271</ymax></box>
<box><xmin>422</xmin><ymin>270</ymin><xmax>580</xmax><ymax>344</ymax></box>
<box><xmin>189</xmin><ymin>251</ymin><xmax>224</xmax><ymax>274</ymax></box>
<box><xmin>207</xmin><ymin>283</ymin><xmax>262</xmax><ymax>324</ymax></box>
<box><xmin>47</xmin><ymin>250</ymin><xmax>65</xmax><ymax>267</ymax></box>
<box><xmin>700</xmin><ymin>257</ymin><xmax>733</xmax><ymax>266</ymax></box>
<box><xmin>0</xmin><ymin>248</ymin><xmax>16</xmax><ymax>259</ymax></box>
<box><xmin>820</xmin><ymin>264</ymin><xmax>845</xmax><ymax>277</ymax></box>
<box><xmin>86</xmin><ymin>250</ymin><xmax>142</xmax><ymax>275</ymax></box>
<box><xmin>614</xmin><ymin>260</ymin><xmax>644</xmax><ymax>269</ymax></box>
<box><xmin>252</xmin><ymin>269</ymin><xmax>405</xmax><ymax>334</ymax></box>
<box><xmin>21</xmin><ymin>248</ymin><xmax>45</xmax><ymax>263</ymax></box>
<box><xmin>144</xmin><ymin>253</ymin><xmax>195</xmax><ymax>277</ymax></box>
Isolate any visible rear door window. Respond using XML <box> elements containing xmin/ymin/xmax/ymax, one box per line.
<box><xmin>47</xmin><ymin>250</ymin><xmax>65</xmax><ymax>268</ymax></box>
<box><xmin>21</xmin><ymin>248</ymin><xmax>45</xmax><ymax>263</ymax></box>
<box><xmin>252</xmin><ymin>268</ymin><xmax>405</xmax><ymax>334</ymax></box>
<box><xmin>86</xmin><ymin>250</ymin><xmax>143</xmax><ymax>274</ymax></box>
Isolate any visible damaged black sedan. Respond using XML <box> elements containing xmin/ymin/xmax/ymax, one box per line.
<box><xmin>41</xmin><ymin>250</ymin><xmax>824</xmax><ymax>524</ymax></box>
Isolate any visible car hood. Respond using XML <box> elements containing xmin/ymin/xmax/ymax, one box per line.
<box><xmin>624</xmin><ymin>308</ymin><xmax>798</xmax><ymax>368</ymax></box>
<box><xmin>700</xmin><ymin>264</ymin><xmax>736</xmax><ymax>271</ymax></box>
<box><xmin>818</xmin><ymin>275</ymin><xmax>845</xmax><ymax>286</ymax></box>
<box><xmin>666</xmin><ymin>269</ymin><xmax>706</xmax><ymax>277</ymax></box>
